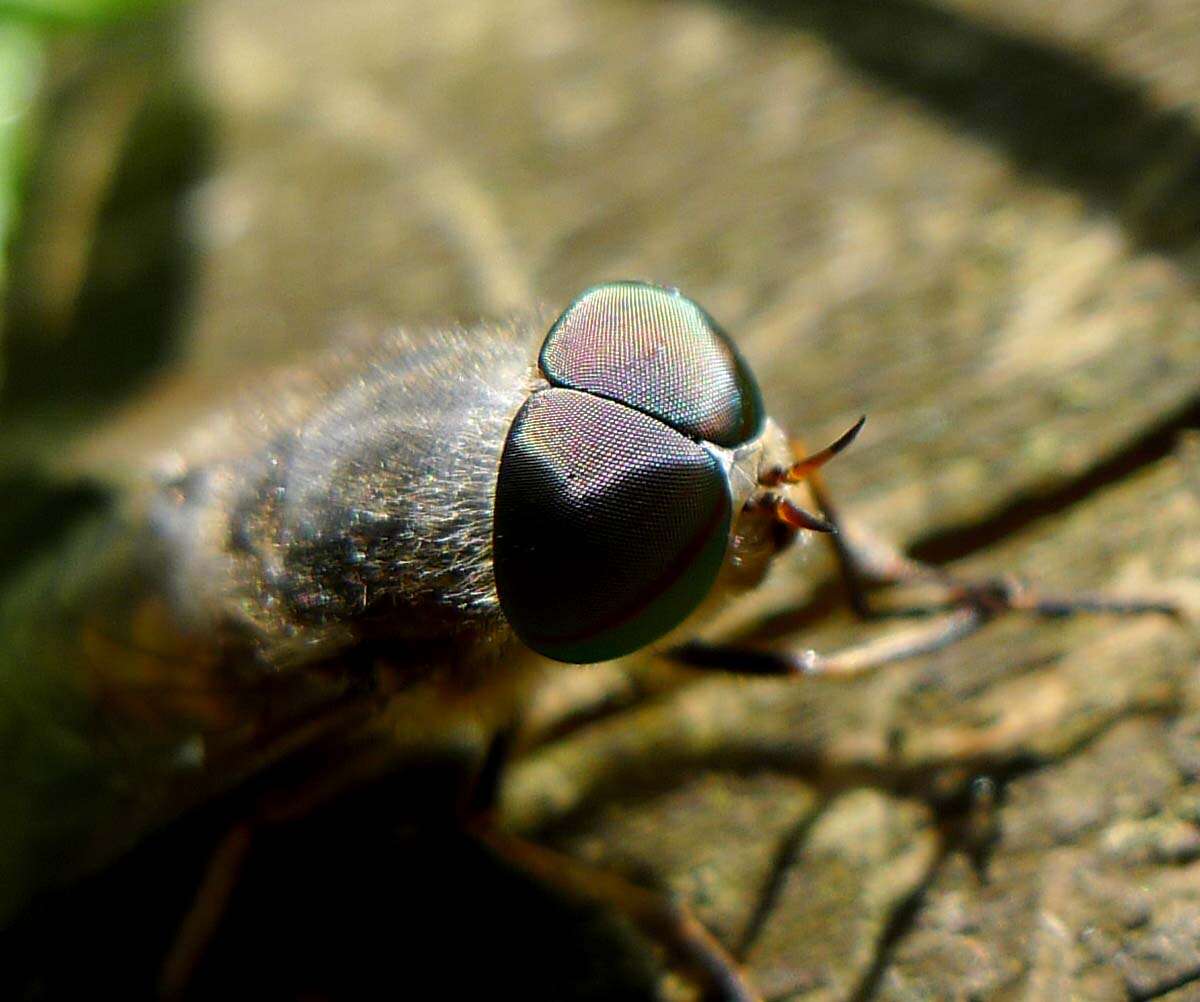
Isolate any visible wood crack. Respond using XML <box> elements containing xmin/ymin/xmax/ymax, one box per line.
<box><xmin>909</xmin><ymin>395</ymin><xmax>1200</xmax><ymax>566</ymax></box>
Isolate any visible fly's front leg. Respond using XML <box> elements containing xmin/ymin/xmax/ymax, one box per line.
<box><xmin>672</xmin><ymin>419</ymin><xmax>1179</xmax><ymax>679</ymax></box>
<box><xmin>809</xmin><ymin>472</ymin><xmax>1177</xmax><ymax>622</ymax></box>
<box><xmin>670</xmin><ymin>606</ymin><xmax>985</xmax><ymax>678</ymax></box>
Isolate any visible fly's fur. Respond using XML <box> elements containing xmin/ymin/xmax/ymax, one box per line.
<box><xmin>146</xmin><ymin>315</ymin><xmax>548</xmax><ymax>668</ymax></box>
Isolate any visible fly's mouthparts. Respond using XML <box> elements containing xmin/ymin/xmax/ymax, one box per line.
<box><xmin>770</xmin><ymin>495</ymin><xmax>837</xmax><ymax>534</ymax></box>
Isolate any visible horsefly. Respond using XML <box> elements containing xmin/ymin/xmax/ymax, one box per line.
<box><xmin>0</xmin><ymin>281</ymin><xmax>1172</xmax><ymax>1001</ymax></box>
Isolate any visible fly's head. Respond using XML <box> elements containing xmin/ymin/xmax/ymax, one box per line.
<box><xmin>492</xmin><ymin>281</ymin><xmax>861</xmax><ymax>664</ymax></box>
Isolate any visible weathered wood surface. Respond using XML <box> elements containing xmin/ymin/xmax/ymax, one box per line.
<box><xmin>7</xmin><ymin>0</ymin><xmax>1200</xmax><ymax>998</ymax></box>
<box><xmin>169</xmin><ymin>2</ymin><xmax>1198</xmax><ymax>996</ymax></box>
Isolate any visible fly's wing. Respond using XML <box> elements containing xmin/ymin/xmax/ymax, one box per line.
<box><xmin>0</xmin><ymin>315</ymin><xmax>545</xmax><ymax>926</ymax></box>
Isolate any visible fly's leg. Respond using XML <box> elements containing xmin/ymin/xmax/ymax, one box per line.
<box><xmin>672</xmin><ymin>422</ymin><xmax>1179</xmax><ymax>679</ymax></box>
<box><xmin>671</xmin><ymin>606</ymin><xmax>985</xmax><ymax>677</ymax></box>
<box><xmin>673</xmin><ymin>519</ymin><xmax>1177</xmax><ymax>680</ymax></box>
<box><xmin>805</xmin><ymin>465</ymin><xmax>1177</xmax><ymax>624</ymax></box>
<box><xmin>467</xmin><ymin>823</ymin><xmax>763</xmax><ymax>1002</ymax></box>
<box><xmin>158</xmin><ymin>824</ymin><xmax>254</xmax><ymax>999</ymax></box>
<box><xmin>156</xmin><ymin>690</ymin><xmax>381</xmax><ymax>998</ymax></box>
<box><xmin>464</xmin><ymin>726</ymin><xmax>763</xmax><ymax>1002</ymax></box>
<box><xmin>458</xmin><ymin>719</ymin><xmax>518</xmax><ymax>821</ymax></box>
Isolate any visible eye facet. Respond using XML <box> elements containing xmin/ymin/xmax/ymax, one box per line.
<box><xmin>539</xmin><ymin>281</ymin><xmax>764</xmax><ymax>448</ymax></box>
<box><xmin>493</xmin><ymin>388</ymin><xmax>732</xmax><ymax>663</ymax></box>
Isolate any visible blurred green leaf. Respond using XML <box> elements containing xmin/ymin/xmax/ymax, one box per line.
<box><xmin>0</xmin><ymin>23</ymin><xmax>41</xmax><ymax>323</ymax></box>
<box><xmin>0</xmin><ymin>0</ymin><xmax>174</xmax><ymax>26</ymax></box>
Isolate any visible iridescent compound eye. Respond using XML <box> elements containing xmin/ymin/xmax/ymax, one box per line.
<box><xmin>539</xmin><ymin>281</ymin><xmax>764</xmax><ymax>448</ymax></box>
<box><xmin>493</xmin><ymin>389</ymin><xmax>732</xmax><ymax>663</ymax></box>
<box><xmin>492</xmin><ymin>282</ymin><xmax>767</xmax><ymax>663</ymax></box>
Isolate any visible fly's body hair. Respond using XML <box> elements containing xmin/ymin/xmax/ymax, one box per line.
<box><xmin>146</xmin><ymin>314</ymin><xmax>548</xmax><ymax>668</ymax></box>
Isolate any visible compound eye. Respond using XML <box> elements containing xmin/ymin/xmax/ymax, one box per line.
<box><xmin>539</xmin><ymin>281</ymin><xmax>764</xmax><ymax>448</ymax></box>
<box><xmin>493</xmin><ymin>389</ymin><xmax>731</xmax><ymax>663</ymax></box>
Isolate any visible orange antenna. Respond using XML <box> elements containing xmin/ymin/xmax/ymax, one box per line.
<box><xmin>762</xmin><ymin>415</ymin><xmax>866</xmax><ymax>486</ymax></box>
